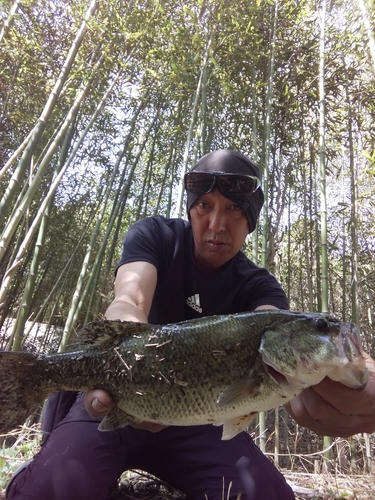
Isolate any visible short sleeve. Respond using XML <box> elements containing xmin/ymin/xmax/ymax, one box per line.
<box><xmin>245</xmin><ymin>268</ymin><xmax>288</xmax><ymax>310</ymax></box>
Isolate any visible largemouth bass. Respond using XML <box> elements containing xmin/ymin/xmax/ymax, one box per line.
<box><xmin>0</xmin><ymin>311</ymin><xmax>368</xmax><ymax>440</ymax></box>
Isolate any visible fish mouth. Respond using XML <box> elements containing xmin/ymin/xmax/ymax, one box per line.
<box><xmin>340</xmin><ymin>322</ymin><xmax>363</xmax><ymax>360</ymax></box>
<box><xmin>329</xmin><ymin>322</ymin><xmax>369</xmax><ymax>389</ymax></box>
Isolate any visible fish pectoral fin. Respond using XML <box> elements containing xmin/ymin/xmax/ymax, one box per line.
<box><xmin>221</xmin><ymin>413</ymin><xmax>257</xmax><ymax>440</ymax></box>
<box><xmin>217</xmin><ymin>375</ymin><xmax>263</xmax><ymax>407</ymax></box>
<box><xmin>98</xmin><ymin>407</ymin><xmax>138</xmax><ymax>431</ymax></box>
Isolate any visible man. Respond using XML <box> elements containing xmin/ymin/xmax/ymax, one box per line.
<box><xmin>7</xmin><ymin>149</ymin><xmax>375</xmax><ymax>500</ymax></box>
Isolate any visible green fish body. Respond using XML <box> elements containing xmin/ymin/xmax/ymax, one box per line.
<box><xmin>0</xmin><ymin>311</ymin><xmax>368</xmax><ymax>440</ymax></box>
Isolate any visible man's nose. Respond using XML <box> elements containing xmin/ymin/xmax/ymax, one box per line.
<box><xmin>208</xmin><ymin>207</ymin><xmax>226</xmax><ymax>233</ymax></box>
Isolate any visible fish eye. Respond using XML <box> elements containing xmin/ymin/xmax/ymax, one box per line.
<box><xmin>314</xmin><ymin>317</ymin><xmax>330</xmax><ymax>331</ymax></box>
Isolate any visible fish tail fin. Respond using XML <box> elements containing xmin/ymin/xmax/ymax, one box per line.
<box><xmin>0</xmin><ymin>351</ymin><xmax>47</xmax><ymax>434</ymax></box>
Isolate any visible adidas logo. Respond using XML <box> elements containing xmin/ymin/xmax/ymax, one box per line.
<box><xmin>186</xmin><ymin>294</ymin><xmax>202</xmax><ymax>313</ymax></box>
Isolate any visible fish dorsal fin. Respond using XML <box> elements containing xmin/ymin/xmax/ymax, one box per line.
<box><xmin>217</xmin><ymin>373</ymin><xmax>263</xmax><ymax>408</ymax></box>
<box><xmin>221</xmin><ymin>413</ymin><xmax>257</xmax><ymax>440</ymax></box>
<box><xmin>71</xmin><ymin>320</ymin><xmax>149</xmax><ymax>349</ymax></box>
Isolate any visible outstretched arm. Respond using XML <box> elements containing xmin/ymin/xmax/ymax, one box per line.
<box><xmin>104</xmin><ymin>260</ymin><xmax>157</xmax><ymax>323</ymax></box>
<box><xmin>84</xmin><ymin>261</ymin><xmax>167</xmax><ymax>432</ymax></box>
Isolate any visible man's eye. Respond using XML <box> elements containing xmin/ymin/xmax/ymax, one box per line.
<box><xmin>230</xmin><ymin>205</ymin><xmax>241</xmax><ymax>211</ymax></box>
<box><xmin>198</xmin><ymin>201</ymin><xmax>210</xmax><ymax>209</ymax></box>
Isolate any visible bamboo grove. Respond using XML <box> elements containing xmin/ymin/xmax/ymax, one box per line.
<box><xmin>0</xmin><ymin>0</ymin><xmax>375</xmax><ymax>472</ymax></box>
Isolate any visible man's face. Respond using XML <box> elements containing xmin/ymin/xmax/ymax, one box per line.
<box><xmin>189</xmin><ymin>189</ymin><xmax>249</xmax><ymax>271</ymax></box>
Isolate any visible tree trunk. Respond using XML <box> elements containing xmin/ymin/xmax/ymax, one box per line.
<box><xmin>0</xmin><ymin>0</ymin><xmax>99</xmax><ymax>223</ymax></box>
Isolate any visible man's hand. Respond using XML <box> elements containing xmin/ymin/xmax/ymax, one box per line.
<box><xmin>285</xmin><ymin>353</ymin><xmax>375</xmax><ymax>437</ymax></box>
<box><xmin>84</xmin><ymin>389</ymin><xmax>168</xmax><ymax>432</ymax></box>
<box><xmin>84</xmin><ymin>389</ymin><xmax>115</xmax><ymax>418</ymax></box>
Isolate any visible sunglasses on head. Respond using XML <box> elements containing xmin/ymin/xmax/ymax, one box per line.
<box><xmin>184</xmin><ymin>171</ymin><xmax>261</xmax><ymax>198</ymax></box>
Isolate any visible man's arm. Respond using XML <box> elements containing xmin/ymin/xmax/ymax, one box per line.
<box><xmin>254</xmin><ymin>305</ymin><xmax>279</xmax><ymax>311</ymax></box>
<box><xmin>285</xmin><ymin>352</ymin><xmax>375</xmax><ymax>437</ymax></box>
<box><xmin>84</xmin><ymin>261</ymin><xmax>165</xmax><ymax>431</ymax></box>
<box><xmin>105</xmin><ymin>261</ymin><xmax>157</xmax><ymax>322</ymax></box>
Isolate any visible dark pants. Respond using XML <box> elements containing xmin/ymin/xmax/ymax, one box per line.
<box><xmin>7</xmin><ymin>394</ymin><xmax>294</xmax><ymax>500</ymax></box>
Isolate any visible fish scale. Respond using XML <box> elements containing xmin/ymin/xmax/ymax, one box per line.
<box><xmin>0</xmin><ymin>310</ymin><xmax>369</xmax><ymax>440</ymax></box>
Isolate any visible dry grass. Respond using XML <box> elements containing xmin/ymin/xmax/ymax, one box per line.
<box><xmin>97</xmin><ymin>470</ymin><xmax>375</xmax><ymax>500</ymax></box>
<box><xmin>3</xmin><ymin>468</ymin><xmax>374</xmax><ymax>500</ymax></box>
<box><xmin>108</xmin><ymin>471</ymin><xmax>187</xmax><ymax>500</ymax></box>
<box><xmin>1</xmin><ymin>427</ymin><xmax>374</xmax><ymax>500</ymax></box>
<box><xmin>107</xmin><ymin>470</ymin><xmax>375</xmax><ymax>500</ymax></box>
<box><xmin>284</xmin><ymin>471</ymin><xmax>375</xmax><ymax>499</ymax></box>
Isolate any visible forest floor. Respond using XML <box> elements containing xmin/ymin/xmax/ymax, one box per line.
<box><xmin>1</xmin><ymin>468</ymin><xmax>375</xmax><ymax>499</ymax></box>
<box><xmin>107</xmin><ymin>470</ymin><xmax>375</xmax><ymax>500</ymax></box>
<box><xmin>107</xmin><ymin>470</ymin><xmax>375</xmax><ymax>499</ymax></box>
<box><xmin>108</xmin><ymin>470</ymin><xmax>375</xmax><ymax>499</ymax></box>
<box><xmin>1</xmin><ymin>424</ymin><xmax>374</xmax><ymax>500</ymax></box>
<box><xmin>283</xmin><ymin>471</ymin><xmax>375</xmax><ymax>499</ymax></box>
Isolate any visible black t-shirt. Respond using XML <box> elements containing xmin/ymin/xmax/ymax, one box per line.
<box><xmin>42</xmin><ymin>216</ymin><xmax>288</xmax><ymax>438</ymax></box>
<box><xmin>116</xmin><ymin>216</ymin><xmax>288</xmax><ymax>324</ymax></box>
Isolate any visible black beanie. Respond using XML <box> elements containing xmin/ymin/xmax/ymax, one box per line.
<box><xmin>186</xmin><ymin>149</ymin><xmax>264</xmax><ymax>233</ymax></box>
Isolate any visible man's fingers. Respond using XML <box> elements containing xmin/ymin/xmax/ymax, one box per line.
<box><xmin>84</xmin><ymin>389</ymin><xmax>114</xmax><ymax>417</ymax></box>
<box><xmin>83</xmin><ymin>390</ymin><xmax>168</xmax><ymax>432</ymax></box>
<box><xmin>92</xmin><ymin>397</ymin><xmax>108</xmax><ymax>414</ymax></box>
<box><xmin>285</xmin><ymin>386</ymin><xmax>374</xmax><ymax>437</ymax></box>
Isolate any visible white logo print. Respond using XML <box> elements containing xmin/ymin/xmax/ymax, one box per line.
<box><xmin>186</xmin><ymin>294</ymin><xmax>202</xmax><ymax>313</ymax></box>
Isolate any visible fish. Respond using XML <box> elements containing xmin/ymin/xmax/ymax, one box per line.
<box><xmin>0</xmin><ymin>311</ymin><xmax>369</xmax><ymax>440</ymax></box>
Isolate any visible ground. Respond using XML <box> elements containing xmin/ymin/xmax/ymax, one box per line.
<box><xmin>283</xmin><ymin>471</ymin><xmax>375</xmax><ymax>499</ymax></box>
<box><xmin>1</xmin><ymin>424</ymin><xmax>374</xmax><ymax>499</ymax></box>
<box><xmin>109</xmin><ymin>470</ymin><xmax>375</xmax><ymax>500</ymax></box>
<box><xmin>1</xmin><ymin>469</ymin><xmax>375</xmax><ymax>499</ymax></box>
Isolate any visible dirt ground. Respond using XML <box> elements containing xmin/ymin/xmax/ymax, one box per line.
<box><xmin>110</xmin><ymin>470</ymin><xmax>375</xmax><ymax>500</ymax></box>
<box><xmin>2</xmin><ymin>470</ymin><xmax>374</xmax><ymax>499</ymax></box>
<box><xmin>283</xmin><ymin>471</ymin><xmax>375</xmax><ymax>499</ymax></box>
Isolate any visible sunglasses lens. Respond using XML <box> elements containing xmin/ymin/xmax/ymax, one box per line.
<box><xmin>185</xmin><ymin>172</ymin><xmax>260</xmax><ymax>196</ymax></box>
<box><xmin>184</xmin><ymin>173</ymin><xmax>215</xmax><ymax>193</ymax></box>
<box><xmin>218</xmin><ymin>175</ymin><xmax>259</xmax><ymax>196</ymax></box>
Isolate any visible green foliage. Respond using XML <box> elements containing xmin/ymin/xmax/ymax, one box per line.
<box><xmin>0</xmin><ymin>0</ymin><xmax>374</xmax><ymax>355</ymax></box>
<box><xmin>0</xmin><ymin>431</ymin><xmax>41</xmax><ymax>491</ymax></box>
